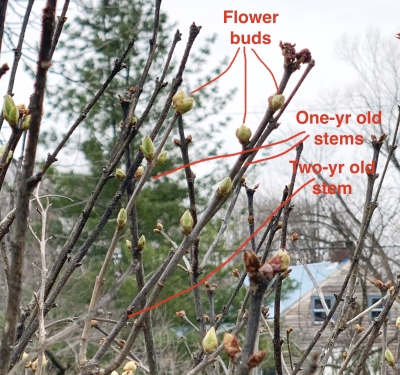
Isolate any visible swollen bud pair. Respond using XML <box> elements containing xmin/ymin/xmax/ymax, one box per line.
<box><xmin>172</xmin><ymin>91</ymin><xmax>194</xmax><ymax>115</ymax></box>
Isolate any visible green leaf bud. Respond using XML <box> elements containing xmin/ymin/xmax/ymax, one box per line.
<box><xmin>7</xmin><ymin>105</ymin><xmax>19</xmax><ymax>127</ymax></box>
<box><xmin>268</xmin><ymin>94</ymin><xmax>285</xmax><ymax>112</ymax></box>
<box><xmin>385</xmin><ymin>348</ymin><xmax>395</xmax><ymax>366</ymax></box>
<box><xmin>156</xmin><ymin>151</ymin><xmax>168</xmax><ymax>166</ymax></box>
<box><xmin>21</xmin><ymin>114</ymin><xmax>31</xmax><ymax>131</ymax></box>
<box><xmin>236</xmin><ymin>124</ymin><xmax>252</xmax><ymax>146</ymax></box>
<box><xmin>0</xmin><ymin>144</ymin><xmax>13</xmax><ymax>164</ymax></box>
<box><xmin>115</xmin><ymin>168</ymin><xmax>126</xmax><ymax>181</ymax></box>
<box><xmin>180</xmin><ymin>209</ymin><xmax>194</xmax><ymax>235</ymax></box>
<box><xmin>130</xmin><ymin>116</ymin><xmax>137</xmax><ymax>125</ymax></box>
<box><xmin>172</xmin><ymin>90</ymin><xmax>185</xmax><ymax>107</ymax></box>
<box><xmin>139</xmin><ymin>136</ymin><xmax>154</xmax><ymax>161</ymax></box>
<box><xmin>125</xmin><ymin>240</ymin><xmax>132</xmax><ymax>249</ymax></box>
<box><xmin>2</xmin><ymin>95</ymin><xmax>19</xmax><ymax>126</ymax></box>
<box><xmin>175</xmin><ymin>97</ymin><xmax>194</xmax><ymax>115</ymax></box>
<box><xmin>202</xmin><ymin>327</ymin><xmax>218</xmax><ymax>354</ymax></box>
<box><xmin>117</xmin><ymin>208</ymin><xmax>127</xmax><ymax>228</ymax></box>
<box><xmin>134</xmin><ymin>165</ymin><xmax>145</xmax><ymax>179</ymax></box>
<box><xmin>137</xmin><ymin>235</ymin><xmax>146</xmax><ymax>250</ymax></box>
<box><xmin>217</xmin><ymin>177</ymin><xmax>233</xmax><ymax>197</ymax></box>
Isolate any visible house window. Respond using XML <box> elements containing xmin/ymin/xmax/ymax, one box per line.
<box><xmin>311</xmin><ymin>295</ymin><xmax>334</xmax><ymax>324</ymax></box>
<box><xmin>368</xmin><ymin>295</ymin><xmax>387</xmax><ymax>322</ymax></box>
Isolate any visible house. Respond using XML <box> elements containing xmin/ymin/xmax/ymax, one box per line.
<box><xmin>268</xmin><ymin>254</ymin><xmax>400</xmax><ymax>372</ymax></box>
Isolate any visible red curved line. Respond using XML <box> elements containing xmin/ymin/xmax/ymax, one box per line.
<box><xmin>190</xmin><ymin>47</ymin><xmax>241</xmax><ymax>95</ymax></box>
<box><xmin>153</xmin><ymin>131</ymin><xmax>307</xmax><ymax>180</ymax></box>
<box><xmin>251</xmin><ymin>48</ymin><xmax>279</xmax><ymax>93</ymax></box>
<box><xmin>127</xmin><ymin>177</ymin><xmax>316</xmax><ymax>319</ymax></box>
<box><xmin>243</xmin><ymin>47</ymin><xmax>247</xmax><ymax>124</ymax></box>
<box><xmin>246</xmin><ymin>135</ymin><xmax>310</xmax><ymax>166</ymax></box>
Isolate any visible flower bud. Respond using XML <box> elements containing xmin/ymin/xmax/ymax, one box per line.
<box><xmin>268</xmin><ymin>94</ymin><xmax>285</xmax><ymax>112</ymax></box>
<box><xmin>111</xmin><ymin>371</ymin><xmax>119</xmax><ymax>375</ymax></box>
<box><xmin>139</xmin><ymin>136</ymin><xmax>154</xmax><ymax>161</ymax></box>
<box><xmin>0</xmin><ymin>144</ymin><xmax>13</xmax><ymax>164</ymax></box>
<box><xmin>385</xmin><ymin>348</ymin><xmax>395</xmax><ymax>366</ymax></box>
<box><xmin>175</xmin><ymin>97</ymin><xmax>194</xmax><ymax>115</ymax></box>
<box><xmin>156</xmin><ymin>151</ymin><xmax>168</xmax><ymax>166</ymax></box>
<box><xmin>267</xmin><ymin>248</ymin><xmax>290</xmax><ymax>273</ymax></box>
<box><xmin>176</xmin><ymin>310</ymin><xmax>186</xmax><ymax>318</ymax></box>
<box><xmin>217</xmin><ymin>177</ymin><xmax>232</xmax><ymax>197</ymax></box>
<box><xmin>117</xmin><ymin>208</ymin><xmax>127</xmax><ymax>228</ymax></box>
<box><xmin>223</xmin><ymin>333</ymin><xmax>242</xmax><ymax>360</ymax></box>
<box><xmin>236</xmin><ymin>124</ymin><xmax>252</xmax><ymax>145</ymax></box>
<box><xmin>21</xmin><ymin>114</ymin><xmax>31</xmax><ymax>131</ymax></box>
<box><xmin>244</xmin><ymin>250</ymin><xmax>260</xmax><ymax>274</ymax></box>
<box><xmin>126</xmin><ymin>240</ymin><xmax>132</xmax><ymax>249</ymax></box>
<box><xmin>231</xmin><ymin>268</ymin><xmax>240</xmax><ymax>278</ymax></box>
<box><xmin>134</xmin><ymin>165</ymin><xmax>145</xmax><ymax>179</ymax></box>
<box><xmin>17</xmin><ymin>103</ymin><xmax>28</xmax><ymax>116</ymax></box>
<box><xmin>137</xmin><ymin>235</ymin><xmax>146</xmax><ymax>250</ymax></box>
<box><xmin>396</xmin><ymin>317</ymin><xmax>400</xmax><ymax>329</ymax></box>
<box><xmin>115</xmin><ymin>168</ymin><xmax>126</xmax><ymax>181</ymax></box>
<box><xmin>122</xmin><ymin>360</ymin><xmax>137</xmax><ymax>374</ymax></box>
<box><xmin>156</xmin><ymin>222</ymin><xmax>163</xmax><ymax>230</ymax></box>
<box><xmin>355</xmin><ymin>324</ymin><xmax>364</xmax><ymax>333</ymax></box>
<box><xmin>248</xmin><ymin>350</ymin><xmax>266</xmax><ymax>369</ymax></box>
<box><xmin>259</xmin><ymin>262</ymin><xmax>274</xmax><ymax>281</ymax></box>
<box><xmin>180</xmin><ymin>209</ymin><xmax>194</xmax><ymax>235</ymax></box>
<box><xmin>202</xmin><ymin>327</ymin><xmax>218</xmax><ymax>354</ymax></box>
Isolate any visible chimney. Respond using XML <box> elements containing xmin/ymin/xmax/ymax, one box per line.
<box><xmin>329</xmin><ymin>241</ymin><xmax>353</xmax><ymax>263</ymax></box>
